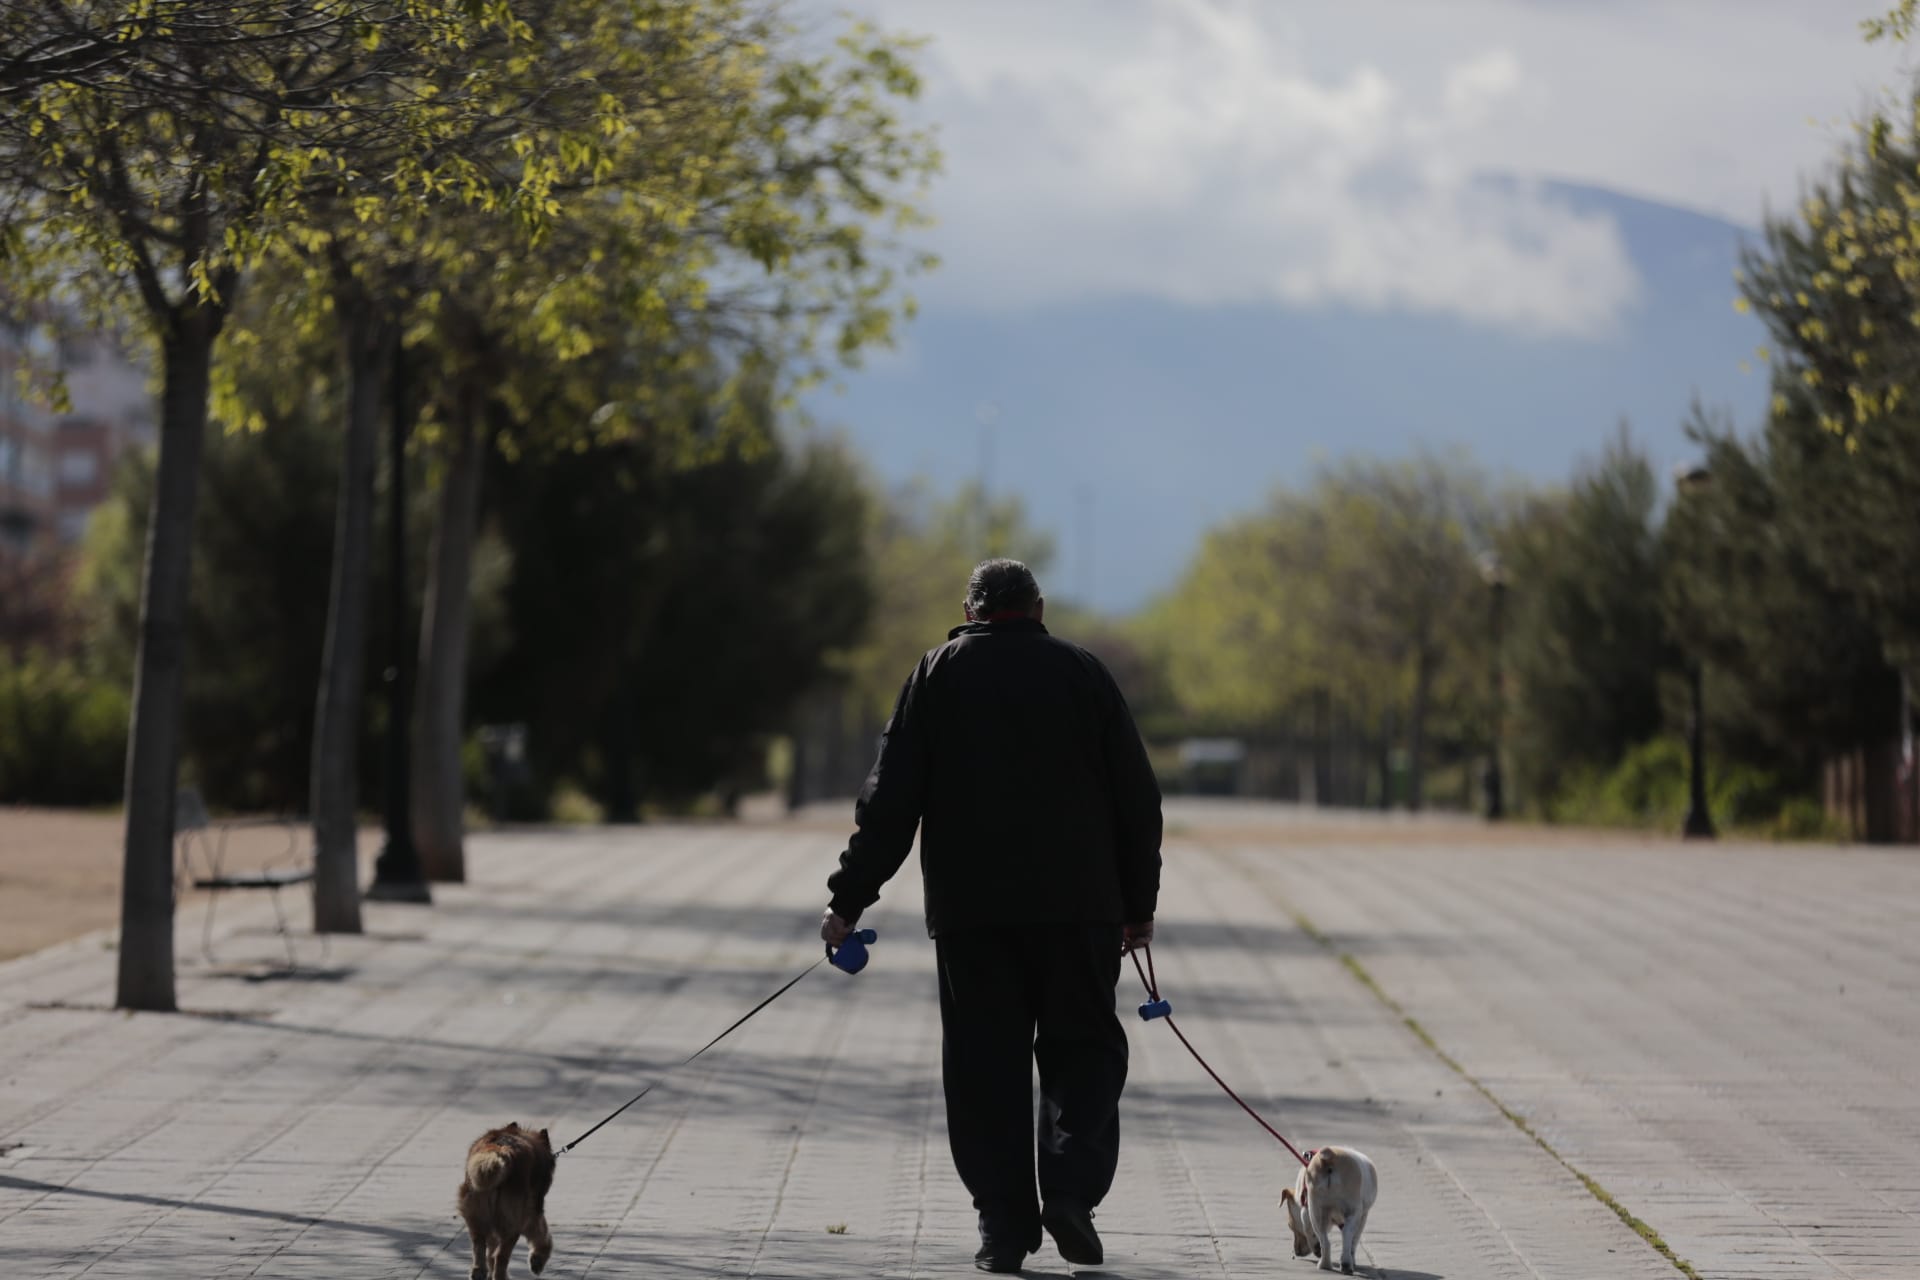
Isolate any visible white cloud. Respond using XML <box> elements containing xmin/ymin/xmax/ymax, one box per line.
<box><xmin>1443</xmin><ymin>50</ymin><xmax>1521</xmax><ymax>125</ymax></box>
<box><xmin>817</xmin><ymin>0</ymin><xmax>1907</xmax><ymax>337</ymax></box>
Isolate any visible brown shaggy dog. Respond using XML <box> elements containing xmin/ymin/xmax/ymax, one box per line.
<box><xmin>457</xmin><ymin>1124</ymin><xmax>556</xmax><ymax>1280</ymax></box>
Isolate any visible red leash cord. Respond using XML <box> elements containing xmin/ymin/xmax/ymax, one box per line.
<box><xmin>1130</xmin><ymin>943</ymin><xmax>1310</xmax><ymax>1168</ymax></box>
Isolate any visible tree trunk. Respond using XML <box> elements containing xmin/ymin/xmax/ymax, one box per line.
<box><xmin>600</xmin><ymin>690</ymin><xmax>640</xmax><ymax>824</ymax></box>
<box><xmin>115</xmin><ymin>308</ymin><xmax>218</xmax><ymax>1012</ymax></box>
<box><xmin>309</xmin><ymin>292</ymin><xmax>390</xmax><ymax>933</ymax></box>
<box><xmin>411</xmin><ymin>386</ymin><xmax>485</xmax><ymax>882</ymax></box>
<box><xmin>1408</xmin><ymin>650</ymin><xmax>1433</xmax><ymax>812</ymax></box>
<box><xmin>1377</xmin><ymin>705</ymin><xmax>1395</xmax><ymax>811</ymax></box>
<box><xmin>1312</xmin><ymin>685</ymin><xmax>1332</xmax><ymax>807</ymax></box>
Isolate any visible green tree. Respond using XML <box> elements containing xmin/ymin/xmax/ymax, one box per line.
<box><xmin>0</xmin><ymin>0</ymin><xmax>526</xmax><ymax>1010</ymax></box>
<box><xmin>395</xmin><ymin>3</ymin><xmax>938</xmax><ymax>879</ymax></box>
<box><xmin>79</xmin><ymin>376</ymin><xmax>336</xmax><ymax>812</ymax></box>
<box><xmin>622</xmin><ymin>435</ymin><xmax>875</xmax><ymax>812</ymax></box>
<box><xmin>1767</xmin><ymin>9</ymin><xmax>1920</xmax><ymax>441</ymax></box>
<box><xmin>1145</xmin><ymin>503</ymin><xmax>1322</xmax><ymax>731</ymax></box>
<box><xmin>234</xmin><ymin>0</ymin><xmax>708</xmax><ymax>927</ymax></box>
<box><xmin>1739</xmin><ymin>125</ymin><xmax>1920</xmax><ymax>683</ymax></box>
<box><xmin>73</xmin><ymin>336</ymin><xmax>518</xmax><ymax>818</ymax></box>
<box><xmin>475</xmin><ymin>392</ymin><xmax>876</xmax><ymax>818</ymax></box>
<box><xmin>1151</xmin><ymin>453</ymin><xmax>1493</xmax><ymax>808</ymax></box>
<box><xmin>0</xmin><ymin>652</ymin><xmax>127</xmax><ymax>807</ymax></box>
<box><xmin>1497</xmin><ymin>427</ymin><xmax>1669</xmax><ymax>810</ymax></box>
<box><xmin>0</xmin><ymin>7</ymin><xmax>221</xmax><ymax>98</ymax></box>
<box><xmin>1312</xmin><ymin>455</ymin><xmax>1493</xmax><ymax>808</ymax></box>
<box><xmin>1666</xmin><ymin>398</ymin><xmax>1901</xmax><ymax>781</ymax></box>
<box><xmin>213</xmin><ymin>259</ymin><xmax>416</xmax><ymax>932</ymax></box>
<box><xmin>1865</xmin><ymin>2</ymin><xmax>1920</xmax><ymax>41</ymax></box>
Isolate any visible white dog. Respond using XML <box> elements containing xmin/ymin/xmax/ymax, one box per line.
<box><xmin>1279</xmin><ymin>1146</ymin><xmax>1378</xmax><ymax>1274</ymax></box>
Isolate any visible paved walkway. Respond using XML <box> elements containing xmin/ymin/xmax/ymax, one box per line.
<box><xmin>1</xmin><ymin>807</ymin><xmax>1915</xmax><ymax>1278</ymax></box>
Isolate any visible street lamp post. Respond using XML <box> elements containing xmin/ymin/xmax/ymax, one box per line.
<box><xmin>367</xmin><ymin>331</ymin><xmax>431</xmax><ymax>903</ymax></box>
<box><xmin>1683</xmin><ymin>658</ymin><xmax>1715</xmax><ymax>839</ymax></box>
<box><xmin>1674</xmin><ymin>464</ymin><xmax>1717</xmax><ymax>841</ymax></box>
<box><xmin>1478</xmin><ymin>550</ymin><xmax>1508</xmax><ymax>821</ymax></box>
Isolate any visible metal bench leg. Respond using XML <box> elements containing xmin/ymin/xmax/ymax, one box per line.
<box><xmin>268</xmin><ymin>886</ymin><xmax>297</xmax><ymax>971</ymax></box>
<box><xmin>202</xmin><ymin>825</ymin><xmax>232</xmax><ymax>965</ymax></box>
<box><xmin>202</xmin><ymin>886</ymin><xmax>220</xmax><ymax>965</ymax></box>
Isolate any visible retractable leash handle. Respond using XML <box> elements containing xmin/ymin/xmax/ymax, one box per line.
<box><xmin>826</xmin><ymin>928</ymin><xmax>878</xmax><ymax>974</ymax></box>
<box><xmin>1134</xmin><ymin>939</ymin><xmax>1172</xmax><ymax>1019</ymax></box>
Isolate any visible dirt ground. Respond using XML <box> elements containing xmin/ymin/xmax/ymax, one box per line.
<box><xmin>0</xmin><ymin>807</ymin><xmax>378</xmax><ymax>962</ymax></box>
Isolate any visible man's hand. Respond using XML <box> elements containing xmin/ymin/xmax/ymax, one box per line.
<box><xmin>821</xmin><ymin>908</ymin><xmax>857</xmax><ymax>948</ymax></box>
<box><xmin>1122</xmin><ymin>921</ymin><xmax>1154</xmax><ymax>953</ymax></box>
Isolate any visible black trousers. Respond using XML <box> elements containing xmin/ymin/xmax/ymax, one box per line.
<box><xmin>936</xmin><ymin>924</ymin><xmax>1128</xmax><ymax>1243</ymax></box>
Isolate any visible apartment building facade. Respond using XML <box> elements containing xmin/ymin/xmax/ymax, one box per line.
<box><xmin>0</xmin><ymin>330</ymin><xmax>57</xmax><ymax>558</ymax></box>
<box><xmin>0</xmin><ymin>320</ymin><xmax>150</xmax><ymax>559</ymax></box>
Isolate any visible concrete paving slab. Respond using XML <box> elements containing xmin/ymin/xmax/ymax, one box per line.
<box><xmin>4</xmin><ymin>809</ymin><xmax>1912</xmax><ymax>1278</ymax></box>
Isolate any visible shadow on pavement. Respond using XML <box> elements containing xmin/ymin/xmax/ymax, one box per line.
<box><xmin>220</xmin><ymin>965</ymin><xmax>359</xmax><ymax>985</ymax></box>
<box><xmin>443</xmin><ymin>898</ymin><xmax>1463</xmax><ymax>964</ymax></box>
<box><xmin>0</xmin><ymin>1172</ymin><xmax>454</xmax><ymax>1249</ymax></box>
<box><xmin>1019</xmin><ymin>1268</ymin><xmax>1193</xmax><ymax>1279</ymax></box>
<box><xmin>21</xmin><ymin>961</ymin><xmax>1374</xmax><ymax>1083</ymax></box>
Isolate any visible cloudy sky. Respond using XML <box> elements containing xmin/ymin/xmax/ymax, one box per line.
<box><xmin>848</xmin><ymin>0</ymin><xmax>1908</xmax><ymax>331</ymax></box>
<box><xmin>803</xmin><ymin>0</ymin><xmax>1917</xmax><ymax>609</ymax></box>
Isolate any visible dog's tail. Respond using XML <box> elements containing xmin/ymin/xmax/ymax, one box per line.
<box><xmin>466</xmin><ymin>1145</ymin><xmax>512</xmax><ymax>1192</ymax></box>
<box><xmin>1306</xmin><ymin>1147</ymin><xmax>1336</xmax><ymax>1186</ymax></box>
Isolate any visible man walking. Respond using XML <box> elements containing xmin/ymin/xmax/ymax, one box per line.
<box><xmin>820</xmin><ymin>558</ymin><xmax>1164</xmax><ymax>1272</ymax></box>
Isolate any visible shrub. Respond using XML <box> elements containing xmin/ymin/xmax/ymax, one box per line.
<box><xmin>550</xmin><ymin>782</ymin><xmax>604</xmax><ymax>825</ymax></box>
<box><xmin>1543</xmin><ymin>736</ymin><xmax>1805</xmax><ymax>834</ymax></box>
<box><xmin>1771</xmin><ymin>796</ymin><xmax>1844</xmax><ymax>842</ymax></box>
<box><xmin>0</xmin><ymin>651</ymin><xmax>128</xmax><ymax>806</ymax></box>
<box><xmin>1599</xmin><ymin>737</ymin><xmax>1690</xmax><ymax>825</ymax></box>
<box><xmin>1711</xmin><ymin>761</ymin><xmax>1793</xmax><ymax>829</ymax></box>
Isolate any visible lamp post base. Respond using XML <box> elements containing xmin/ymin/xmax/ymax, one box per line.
<box><xmin>365</xmin><ymin>877</ymin><xmax>432</xmax><ymax>903</ymax></box>
<box><xmin>1682</xmin><ymin>808</ymin><xmax>1717</xmax><ymax>840</ymax></box>
<box><xmin>1683</xmin><ymin>660</ymin><xmax>1715</xmax><ymax>840</ymax></box>
<box><xmin>366</xmin><ymin>842</ymin><xmax>433</xmax><ymax>903</ymax></box>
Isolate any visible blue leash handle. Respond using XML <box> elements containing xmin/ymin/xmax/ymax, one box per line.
<box><xmin>827</xmin><ymin>928</ymin><xmax>878</xmax><ymax>974</ymax></box>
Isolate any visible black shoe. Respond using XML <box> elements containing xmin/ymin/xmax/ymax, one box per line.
<box><xmin>975</xmin><ymin>1215</ymin><xmax>1033</xmax><ymax>1273</ymax></box>
<box><xmin>1042</xmin><ymin>1202</ymin><xmax>1103</xmax><ymax>1267</ymax></box>
<box><xmin>973</xmin><ymin>1244</ymin><xmax>1026</xmax><ymax>1273</ymax></box>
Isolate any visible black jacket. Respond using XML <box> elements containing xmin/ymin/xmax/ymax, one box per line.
<box><xmin>826</xmin><ymin>618</ymin><xmax>1163</xmax><ymax>935</ymax></box>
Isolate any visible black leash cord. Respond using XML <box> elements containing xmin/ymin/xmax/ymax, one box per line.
<box><xmin>555</xmin><ymin>954</ymin><xmax>828</xmax><ymax>1156</ymax></box>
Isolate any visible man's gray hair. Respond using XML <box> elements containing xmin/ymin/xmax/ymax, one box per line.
<box><xmin>967</xmin><ymin>558</ymin><xmax>1041</xmax><ymax>618</ymax></box>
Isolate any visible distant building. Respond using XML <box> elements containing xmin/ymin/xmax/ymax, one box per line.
<box><xmin>1178</xmin><ymin>737</ymin><xmax>1246</xmax><ymax>795</ymax></box>
<box><xmin>0</xmin><ymin>317</ymin><xmax>151</xmax><ymax>557</ymax></box>
<box><xmin>53</xmin><ymin>418</ymin><xmax>114</xmax><ymax>544</ymax></box>
<box><xmin>0</xmin><ymin>327</ymin><xmax>57</xmax><ymax>558</ymax></box>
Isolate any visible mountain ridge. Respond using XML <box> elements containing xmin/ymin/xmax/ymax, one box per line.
<box><xmin>810</xmin><ymin>179</ymin><xmax>1771</xmax><ymax>612</ymax></box>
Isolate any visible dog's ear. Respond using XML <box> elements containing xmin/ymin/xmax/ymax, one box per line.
<box><xmin>539</xmin><ymin>1128</ymin><xmax>549</xmax><ymax>1140</ymax></box>
<box><xmin>1279</xmin><ymin>1188</ymin><xmax>1295</xmax><ymax>1206</ymax></box>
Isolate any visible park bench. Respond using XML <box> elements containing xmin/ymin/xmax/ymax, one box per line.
<box><xmin>173</xmin><ymin>788</ymin><xmax>313</xmax><ymax>969</ymax></box>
